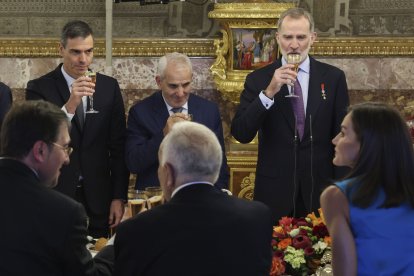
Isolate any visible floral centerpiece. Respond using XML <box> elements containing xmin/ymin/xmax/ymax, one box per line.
<box><xmin>270</xmin><ymin>209</ymin><xmax>331</xmax><ymax>276</ymax></box>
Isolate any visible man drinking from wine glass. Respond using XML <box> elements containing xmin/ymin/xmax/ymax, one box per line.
<box><xmin>231</xmin><ymin>7</ymin><xmax>350</xmax><ymax>222</ymax></box>
<box><xmin>26</xmin><ymin>20</ymin><xmax>129</xmax><ymax>238</ymax></box>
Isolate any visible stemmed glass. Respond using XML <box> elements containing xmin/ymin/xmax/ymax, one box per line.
<box><xmin>85</xmin><ymin>71</ymin><xmax>99</xmax><ymax>113</ymax></box>
<box><xmin>285</xmin><ymin>53</ymin><xmax>301</xmax><ymax>98</ymax></box>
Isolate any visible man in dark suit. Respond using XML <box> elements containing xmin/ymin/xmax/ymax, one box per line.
<box><xmin>115</xmin><ymin>121</ymin><xmax>273</xmax><ymax>276</ymax></box>
<box><xmin>231</xmin><ymin>8</ymin><xmax>349</xmax><ymax>221</ymax></box>
<box><xmin>26</xmin><ymin>20</ymin><xmax>129</xmax><ymax>237</ymax></box>
<box><xmin>126</xmin><ymin>52</ymin><xmax>229</xmax><ymax>190</ymax></box>
<box><xmin>0</xmin><ymin>100</ymin><xmax>113</xmax><ymax>275</ymax></box>
<box><xmin>0</xmin><ymin>82</ymin><xmax>12</xmax><ymax>131</ymax></box>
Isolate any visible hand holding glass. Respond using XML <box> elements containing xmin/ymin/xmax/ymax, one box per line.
<box><xmin>285</xmin><ymin>54</ymin><xmax>301</xmax><ymax>98</ymax></box>
<box><xmin>85</xmin><ymin>71</ymin><xmax>99</xmax><ymax>113</ymax></box>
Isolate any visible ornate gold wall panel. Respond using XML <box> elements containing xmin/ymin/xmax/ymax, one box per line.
<box><xmin>227</xmin><ymin>153</ymin><xmax>258</xmax><ymax>201</ymax></box>
<box><xmin>0</xmin><ymin>37</ymin><xmax>413</xmax><ymax>58</ymax></box>
<box><xmin>0</xmin><ymin>38</ymin><xmax>215</xmax><ymax>58</ymax></box>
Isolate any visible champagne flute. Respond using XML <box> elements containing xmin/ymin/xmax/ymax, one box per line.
<box><xmin>285</xmin><ymin>53</ymin><xmax>301</xmax><ymax>98</ymax></box>
<box><xmin>85</xmin><ymin>71</ymin><xmax>99</xmax><ymax>113</ymax></box>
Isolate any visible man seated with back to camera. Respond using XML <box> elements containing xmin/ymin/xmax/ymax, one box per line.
<box><xmin>0</xmin><ymin>100</ymin><xmax>113</xmax><ymax>275</ymax></box>
<box><xmin>115</xmin><ymin>121</ymin><xmax>273</xmax><ymax>276</ymax></box>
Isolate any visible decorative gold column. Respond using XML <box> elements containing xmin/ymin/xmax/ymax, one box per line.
<box><xmin>208</xmin><ymin>2</ymin><xmax>294</xmax><ymax>103</ymax></box>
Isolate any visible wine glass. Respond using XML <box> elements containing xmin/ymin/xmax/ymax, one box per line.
<box><xmin>128</xmin><ymin>190</ymin><xmax>149</xmax><ymax>217</ymax></box>
<box><xmin>85</xmin><ymin>71</ymin><xmax>99</xmax><ymax>113</ymax></box>
<box><xmin>145</xmin><ymin>186</ymin><xmax>163</xmax><ymax>209</ymax></box>
<box><xmin>285</xmin><ymin>53</ymin><xmax>301</xmax><ymax>98</ymax></box>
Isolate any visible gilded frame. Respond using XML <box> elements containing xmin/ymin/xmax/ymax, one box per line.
<box><xmin>0</xmin><ymin>37</ymin><xmax>413</xmax><ymax>58</ymax></box>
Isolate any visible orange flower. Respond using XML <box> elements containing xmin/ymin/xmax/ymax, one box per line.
<box><xmin>318</xmin><ymin>208</ymin><xmax>326</xmax><ymax>224</ymax></box>
<box><xmin>277</xmin><ymin>238</ymin><xmax>292</xmax><ymax>250</ymax></box>
<box><xmin>307</xmin><ymin>211</ymin><xmax>324</xmax><ymax>226</ymax></box>
<box><xmin>273</xmin><ymin>226</ymin><xmax>284</xmax><ymax>236</ymax></box>
<box><xmin>270</xmin><ymin>256</ymin><xmax>286</xmax><ymax>276</ymax></box>
<box><xmin>324</xmin><ymin>236</ymin><xmax>332</xmax><ymax>246</ymax></box>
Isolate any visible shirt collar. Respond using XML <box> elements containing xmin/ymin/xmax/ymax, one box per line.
<box><xmin>171</xmin><ymin>181</ymin><xmax>213</xmax><ymax>198</ymax></box>
<box><xmin>161</xmin><ymin>94</ymin><xmax>189</xmax><ymax>112</ymax></box>
<box><xmin>61</xmin><ymin>66</ymin><xmax>76</xmax><ymax>89</ymax></box>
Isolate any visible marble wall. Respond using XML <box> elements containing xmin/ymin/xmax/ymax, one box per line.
<box><xmin>2</xmin><ymin>56</ymin><xmax>414</xmax><ymax>149</ymax></box>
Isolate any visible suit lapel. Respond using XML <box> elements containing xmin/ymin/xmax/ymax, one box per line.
<box><xmin>303</xmin><ymin>57</ymin><xmax>324</xmax><ymax>139</ymax></box>
<box><xmin>152</xmin><ymin>91</ymin><xmax>170</xmax><ymax>128</ymax></box>
<box><xmin>187</xmin><ymin>94</ymin><xmax>198</xmax><ymax>121</ymax></box>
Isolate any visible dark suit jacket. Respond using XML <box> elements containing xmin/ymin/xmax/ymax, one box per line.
<box><xmin>231</xmin><ymin>57</ymin><xmax>349</xmax><ymax>220</ymax></box>
<box><xmin>26</xmin><ymin>64</ymin><xmax>129</xmax><ymax>215</ymax></box>
<box><xmin>114</xmin><ymin>184</ymin><xmax>273</xmax><ymax>276</ymax></box>
<box><xmin>125</xmin><ymin>91</ymin><xmax>229</xmax><ymax>189</ymax></box>
<box><xmin>0</xmin><ymin>82</ymin><xmax>12</xmax><ymax>131</ymax></box>
<box><xmin>0</xmin><ymin>158</ymin><xmax>114</xmax><ymax>276</ymax></box>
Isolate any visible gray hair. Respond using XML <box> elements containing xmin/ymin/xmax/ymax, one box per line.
<box><xmin>277</xmin><ymin>7</ymin><xmax>314</xmax><ymax>32</ymax></box>
<box><xmin>60</xmin><ymin>20</ymin><xmax>93</xmax><ymax>48</ymax></box>
<box><xmin>160</xmin><ymin>121</ymin><xmax>222</xmax><ymax>184</ymax></box>
<box><xmin>157</xmin><ymin>52</ymin><xmax>193</xmax><ymax>80</ymax></box>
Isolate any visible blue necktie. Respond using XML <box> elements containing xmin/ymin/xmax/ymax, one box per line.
<box><xmin>170</xmin><ymin>107</ymin><xmax>183</xmax><ymax>113</ymax></box>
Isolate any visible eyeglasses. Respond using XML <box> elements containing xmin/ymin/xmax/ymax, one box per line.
<box><xmin>51</xmin><ymin>142</ymin><xmax>73</xmax><ymax>156</ymax></box>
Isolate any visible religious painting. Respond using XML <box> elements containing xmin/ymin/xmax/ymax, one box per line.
<box><xmin>232</xmin><ymin>28</ymin><xmax>279</xmax><ymax>71</ymax></box>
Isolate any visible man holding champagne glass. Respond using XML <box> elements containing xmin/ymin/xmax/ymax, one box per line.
<box><xmin>231</xmin><ymin>8</ymin><xmax>349</xmax><ymax>221</ymax></box>
<box><xmin>26</xmin><ymin>20</ymin><xmax>129</xmax><ymax>238</ymax></box>
<box><xmin>125</xmin><ymin>52</ymin><xmax>229</xmax><ymax>191</ymax></box>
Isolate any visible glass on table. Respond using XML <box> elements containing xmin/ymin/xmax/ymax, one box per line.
<box><xmin>145</xmin><ymin>186</ymin><xmax>163</xmax><ymax>209</ymax></box>
<box><xmin>128</xmin><ymin>190</ymin><xmax>148</xmax><ymax>216</ymax></box>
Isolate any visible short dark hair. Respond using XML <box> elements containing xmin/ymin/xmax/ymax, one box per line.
<box><xmin>0</xmin><ymin>100</ymin><xmax>70</xmax><ymax>159</ymax></box>
<box><xmin>346</xmin><ymin>102</ymin><xmax>414</xmax><ymax>208</ymax></box>
<box><xmin>61</xmin><ymin>20</ymin><xmax>93</xmax><ymax>48</ymax></box>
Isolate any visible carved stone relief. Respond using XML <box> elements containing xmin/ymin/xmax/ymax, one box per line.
<box><xmin>0</xmin><ymin>0</ymin><xmax>412</xmax><ymax>37</ymax></box>
<box><xmin>0</xmin><ymin>0</ymin><xmax>218</xmax><ymax>38</ymax></box>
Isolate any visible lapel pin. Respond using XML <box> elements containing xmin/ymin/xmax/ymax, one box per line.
<box><xmin>321</xmin><ymin>83</ymin><xmax>326</xmax><ymax>100</ymax></box>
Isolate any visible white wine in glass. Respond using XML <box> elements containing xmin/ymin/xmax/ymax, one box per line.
<box><xmin>285</xmin><ymin>54</ymin><xmax>301</xmax><ymax>98</ymax></box>
<box><xmin>85</xmin><ymin>71</ymin><xmax>99</xmax><ymax>113</ymax></box>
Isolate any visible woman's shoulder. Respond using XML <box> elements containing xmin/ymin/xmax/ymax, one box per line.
<box><xmin>334</xmin><ymin>178</ymin><xmax>354</xmax><ymax>192</ymax></box>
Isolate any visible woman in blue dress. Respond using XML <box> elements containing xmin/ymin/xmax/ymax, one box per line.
<box><xmin>320</xmin><ymin>102</ymin><xmax>414</xmax><ymax>275</ymax></box>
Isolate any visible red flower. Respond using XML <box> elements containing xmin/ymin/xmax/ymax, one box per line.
<box><xmin>279</xmin><ymin>216</ymin><xmax>293</xmax><ymax>227</ymax></box>
<box><xmin>304</xmin><ymin>246</ymin><xmax>315</xmax><ymax>256</ymax></box>
<box><xmin>312</xmin><ymin>223</ymin><xmax>329</xmax><ymax>239</ymax></box>
<box><xmin>273</xmin><ymin>250</ymin><xmax>284</xmax><ymax>258</ymax></box>
<box><xmin>299</xmin><ymin>228</ymin><xmax>308</xmax><ymax>236</ymax></box>
<box><xmin>292</xmin><ymin>217</ymin><xmax>310</xmax><ymax>227</ymax></box>
<box><xmin>292</xmin><ymin>234</ymin><xmax>312</xmax><ymax>249</ymax></box>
